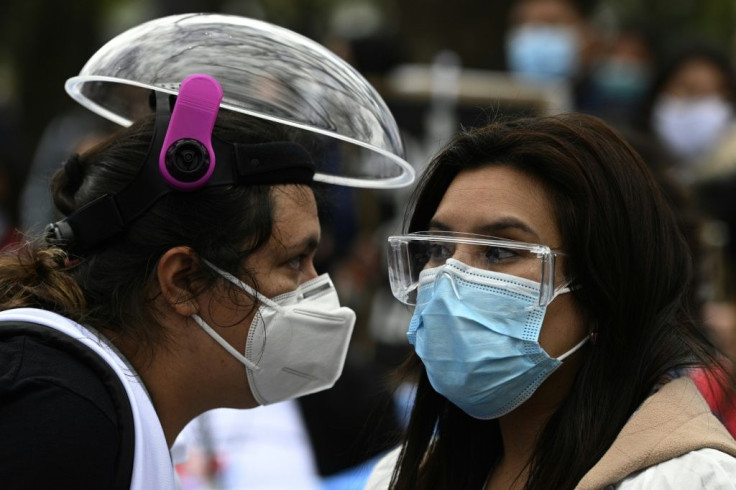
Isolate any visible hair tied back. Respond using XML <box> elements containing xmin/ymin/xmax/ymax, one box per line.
<box><xmin>63</xmin><ymin>153</ymin><xmax>84</xmax><ymax>191</ymax></box>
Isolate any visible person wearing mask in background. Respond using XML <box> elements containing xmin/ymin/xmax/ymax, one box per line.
<box><xmin>637</xmin><ymin>44</ymin><xmax>736</xmax><ymax>435</ymax></box>
<box><xmin>504</xmin><ymin>0</ymin><xmax>600</xmax><ymax>111</ymax></box>
<box><xmin>366</xmin><ymin>113</ymin><xmax>736</xmax><ymax>489</ymax></box>
<box><xmin>642</xmin><ymin>43</ymin><xmax>736</xmax><ymax>185</ymax></box>
<box><xmin>0</xmin><ymin>14</ymin><xmax>413</xmax><ymax>489</ymax></box>
<box><xmin>584</xmin><ymin>25</ymin><xmax>655</xmax><ymax>128</ymax></box>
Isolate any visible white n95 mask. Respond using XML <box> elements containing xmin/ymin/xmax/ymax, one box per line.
<box><xmin>192</xmin><ymin>260</ymin><xmax>356</xmax><ymax>405</ymax></box>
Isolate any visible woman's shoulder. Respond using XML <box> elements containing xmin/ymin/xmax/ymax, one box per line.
<box><xmin>615</xmin><ymin>448</ymin><xmax>736</xmax><ymax>489</ymax></box>
<box><xmin>364</xmin><ymin>446</ymin><xmax>401</xmax><ymax>490</ymax></box>
<box><xmin>0</xmin><ymin>328</ymin><xmax>123</xmax><ymax>488</ymax></box>
<box><xmin>0</xmin><ymin>307</ymin><xmax>122</xmax><ymax>430</ymax></box>
<box><xmin>0</xmin><ymin>325</ymin><xmax>119</xmax><ymax>421</ymax></box>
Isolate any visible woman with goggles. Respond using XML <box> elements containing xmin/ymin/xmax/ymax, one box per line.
<box><xmin>367</xmin><ymin>113</ymin><xmax>736</xmax><ymax>489</ymax></box>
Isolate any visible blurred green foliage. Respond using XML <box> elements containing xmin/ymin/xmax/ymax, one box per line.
<box><xmin>607</xmin><ymin>0</ymin><xmax>735</xmax><ymax>47</ymax></box>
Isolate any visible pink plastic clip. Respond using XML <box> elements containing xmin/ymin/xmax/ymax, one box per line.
<box><xmin>159</xmin><ymin>74</ymin><xmax>224</xmax><ymax>191</ymax></box>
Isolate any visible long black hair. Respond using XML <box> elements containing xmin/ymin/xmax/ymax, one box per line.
<box><xmin>389</xmin><ymin>112</ymin><xmax>721</xmax><ymax>489</ymax></box>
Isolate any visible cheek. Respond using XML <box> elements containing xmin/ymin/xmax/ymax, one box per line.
<box><xmin>538</xmin><ymin>295</ymin><xmax>587</xmax><ymax>358</ymax></box>
<box><xmin>209</xmin><ymin>301</ymin><xmax>258</xmax><ymax>353</ymax></box>
<box><xmin>205</xmin><ymin>285</ymin><xmax>257</xmax><ymax>328</ymax></box>
<box><xmin>257</xmin><ymin>273</ymin><xmax>298</xmax><ymax>299</ymax></box>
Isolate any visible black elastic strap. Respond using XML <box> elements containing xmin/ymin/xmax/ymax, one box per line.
<box><xmin>0</xmin><ymin>321</ymin><xmax>135</xmax><ymax>490</ymax></box>
<box><xmin>47</xmin><ymin>90</ymin><xmax>316</xmax><ymax>255</ymax></box>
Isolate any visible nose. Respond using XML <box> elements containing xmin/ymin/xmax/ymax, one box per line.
<box><xmin>448</xmin><ymin>247</ymin><xmax>481</xmax><ymax>270</ymax></box>
<box><xmin>301</xmin><ymin>259</ymin><xmax>319</xmax><ymax>284</ymax></box>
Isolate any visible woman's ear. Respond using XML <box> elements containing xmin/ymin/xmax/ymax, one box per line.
<box><xmin>157</xmin><ymin>246</ymin><xmax>202</xmax><ymax>317</ymax></box>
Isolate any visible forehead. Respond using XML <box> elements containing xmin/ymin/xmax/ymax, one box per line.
<box><xmin>270</xmin><ymin>184</ymin><xmax>319</xmax><ymax>243</ymax></box>
<box><xmin>513</xmin><ymin>0</ymin><xmax>581</xmax><ymax>25</ymax></box>
<box><xmin>432</xmin><ymin>165</ymin><xmax>561</xmax><ymax>246</ymax></box>
<box><xmin>665</xmin><ymin>58</ymin><xmax>729</xmax><ymax>97</ymax></box>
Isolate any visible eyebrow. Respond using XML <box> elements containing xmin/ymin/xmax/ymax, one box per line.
<box><xmin>283</xmin><ymin>234</ymin><xmax>321</xmax><ymax>255</ymax></box>
<box><xmin>429</xmin><ymin>218</ymin><xmax>542</xmax><ymax>242</ymax></box>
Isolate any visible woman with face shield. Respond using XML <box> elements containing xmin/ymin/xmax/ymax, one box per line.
<box><xmin>0</xmin><ymin>14</ymin><xmax>412</xmax><ymax>490</ymax></box>
<box><xmin>367</xmin><ymin>113</ymin><xmax>736</xmax><ymax>489</ymax></box>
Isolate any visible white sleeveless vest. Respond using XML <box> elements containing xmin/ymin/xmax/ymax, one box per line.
<box><xmin>0</xmin><ymin>308</ymin><xmax>176</xmax><ymax>490</ymax></box>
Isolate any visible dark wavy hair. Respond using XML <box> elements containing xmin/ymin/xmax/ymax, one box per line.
<box><xmin>389</xmin><ymin>113</ymin><xmax>721</xmax><ymax>489</ymax></box>
<box><xmin>0</xmin><ymin>110</ymin><xmax>311</xmax><ymax>363</ymax></box>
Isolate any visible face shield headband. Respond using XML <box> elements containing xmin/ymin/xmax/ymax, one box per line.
<box><xmin>45</xmin><ymin>74</ymin><xmax>316</xmax><ymax>255</ymax></box>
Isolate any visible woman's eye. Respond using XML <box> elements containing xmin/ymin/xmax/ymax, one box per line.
<box><xmin>485</xmin><ymin>246</ymin><xmax>517</xmax><ymax>263</ymax></box>
<box><xmin>287</xmin><ymin>255</ymin><xmax>305</xmax><ymax>270</ymax></box>
<box><xmin>427</xmin><ymin>243</ymin><xmax>452</xmax><ymax>263</ymax></box>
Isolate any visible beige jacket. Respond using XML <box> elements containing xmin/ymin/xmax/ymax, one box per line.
<box><xmin>366</xmin><ymin>377</ymin><xmax>736</xmax><ymax>489</ymax></box>
<box><xmin>576</xmin><ymin>376</ymin><xmax>736</xmax><ymax>489</ymax></box>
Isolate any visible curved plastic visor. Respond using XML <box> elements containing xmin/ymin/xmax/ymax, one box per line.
<box><xmin>387</xmin><ymin>232</ymin><xmax>562</xmax><ymax>308</ymax></box>
<box><xmin>64</xmin><ymin>13</ymin><xmax>414</xmax><ymax>189</ymax></box>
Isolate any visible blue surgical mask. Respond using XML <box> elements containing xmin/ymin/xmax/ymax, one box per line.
<box><xmin>592</xmin><ymin>58</ymin><xmax>650</xmax><ymax>102</ymax></box>
<box><xmin>505</xmin><ymin>25</ymin><xmax>580</xmax><ymax>81</ymax></box>
<box><xmin>407</xmin><ymin>259</ymin><xmax>587</xmax><ymax>419</ymax></box>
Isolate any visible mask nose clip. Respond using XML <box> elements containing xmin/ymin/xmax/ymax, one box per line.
<box><xmin>433</xmin><ymin>268</ymin><xmax>462</xmax><ymax>300</ymax></box>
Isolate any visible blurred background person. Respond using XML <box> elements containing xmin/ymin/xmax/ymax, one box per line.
<box><xmin>505</xmin><ymin>0</ymin><xmax>598</xmax><ymax>83</ymax></box>
<box><xmin>622</xmin><ymin>40</ymin><xmax>736</xmax><ymax>438</ymax></box>
<box><xmin>640</xmin><ymin>42</ymin><xmax>736</xmax><ymax>186</ymax></box>
<box><xmin>636</xmin><ymin>41</ymin><xmax>736</xmax><ymax>365</ymax></box>
<box><xmin>504</xmin><ymin>0</ymin><xmax>604</xmax><ymax>114</ymax></box>
<box><xmin>582</xmin><ymin>23</ymin><xmax>656</xmax><ymax>128</ymax></box>
<box><xmin>19</xmin><ymin>108</ymin><xmax>116</xmax><ymax>233</ymax></box>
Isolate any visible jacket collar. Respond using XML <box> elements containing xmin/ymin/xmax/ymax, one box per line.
<box><xmin>576</xmin><ymin>376</ymin><xmax>736</xmax><ymax>489</ymax></box>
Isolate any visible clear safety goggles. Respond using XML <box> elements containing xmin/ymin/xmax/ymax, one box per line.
<box><xmin>387</xmin><ymin>231</ymin><xmax>565</xmax><ymax>308</ymax></box>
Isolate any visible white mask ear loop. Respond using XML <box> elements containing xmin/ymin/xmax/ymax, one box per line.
<box><xmin>557</xmin><ymin>336</ymin><xmax>589</xmax><ymax>362</ymax></box>
<box><xmin>549</xmin><ymin>280</ymin><xmax>588</xmax><ymax>361</ymax></box>
<box><xmin>552</xmin><ymin>279</ymin><xmax>581</xmax><ymax>300</ymax></box>
<box><xmin>201</xmin><ymin>258</ymin><xmax>283</xmax><ymax>312</ymax></box>
<box><xmin>192</xmin><ymin>314</ymin><xmax>262</xmax><ymax>372</ymax></box>
<box><xmin>526</xmin><ymin>282</ymin><xmax>575</xmax><ymax>312</ymax></box>
<box><xmin>193</xmin><ymin>258</ymin><xmax>277</xmax><ymax>373</ymax></box>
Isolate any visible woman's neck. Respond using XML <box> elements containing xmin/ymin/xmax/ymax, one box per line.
<box><xmin>105</xmin><ymin>317</ymin><xmax>257</xmax><ymax>447</ymax></box>
<box><xmin>485</xmin><ymin>353</ymin><xmax>584</xmax><ymax>489</ymax></box>
<box><xmin>485</xmin><ymin>403</ymin><xmax>550</xmax><ymax>490</ymax></box>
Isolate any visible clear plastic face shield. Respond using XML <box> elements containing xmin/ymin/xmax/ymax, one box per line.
<box><xmin>387</xmin><ymin>231</ymin><xmax>567</xmax><ymax>310</ymax></box>
<box><xmin>64</xmin><ymin>13</ymin><xmax>414</xmax><ymax>189</ymax></box>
